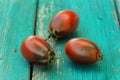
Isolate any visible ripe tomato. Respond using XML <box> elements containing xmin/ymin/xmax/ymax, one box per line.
<box><xmin>48</xmin><ymin>10</ymin><xmax>79</xmax><ymax>40</ymax></box>
<box><xmin>20</xmin><ymin>36</ymin><xmax>55</xmax><ymax>65</ymax></box>
<box><xmin>65</xmin><ymin>38</ymin><xmax>103</xmax><ymax>64</ymax></box>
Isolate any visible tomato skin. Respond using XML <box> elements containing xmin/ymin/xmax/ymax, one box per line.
<box><xmin>20</xmin><ymin>36</ymin><xmax>55</xmax><ymax>64</ymax></box>
<box><xmin>65</xmin><ymin>38</ymin><xmax>102</xmax><ymax>64</ymax></box>
<box><xmin>49</xmin><ymin>10</ymin><xmax>79</xmax><ymax>39</ymax></box>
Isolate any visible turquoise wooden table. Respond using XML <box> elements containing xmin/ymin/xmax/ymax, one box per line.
<box><xmin>0</xmin><ymin>0</ymin><xmax>120</xmax><ymax>80</ymax></box>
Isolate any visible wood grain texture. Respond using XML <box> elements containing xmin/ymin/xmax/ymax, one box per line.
<box><xmin>0</xmin><ymin>0</ymin><xmax>36</xmax><ymax>80</ymax></box>
<box><xmin>32</xmin><ymin>0</ymin><xmax>120</xmax><ymax>80</ymax></box>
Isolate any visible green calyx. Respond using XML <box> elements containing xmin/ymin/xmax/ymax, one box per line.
<box><xmin>97</xmin><ymin>53</ymin><xmax>103</xmax><ymax>61</ymax></box>
<box><xmin>47</xmin><ymin>29</ymin><xmax>61</xmax><ymax>41</ymax></box>
<box><xmin>48</xmin><ymin>51</ymin><xmax>55</xmax><ymax>64</ymax></box>
<box><xmin>47</xmin><ymin>51</ymin><xmax>59</xmax><ymax>65</ymax></box>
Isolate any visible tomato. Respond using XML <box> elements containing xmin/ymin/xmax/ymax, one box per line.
<box><xmin>65</xmin><ymin>38</ymin><xmax>103</xmax><ymax>64</ymax></box>
<box><xmin>48</xmin><ymin>10</ymin><xmax>79</xmax><ymax>40</ymax></box>
<box><xmin>20</xmin><ymin>36</ymin><xmax>55</xmax><ymax>65</ymax></box>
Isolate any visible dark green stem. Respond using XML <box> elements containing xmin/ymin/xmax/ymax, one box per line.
<box><xmin>46</xmin><ymin>29</ymin><xmax>61</xmax><ymax>41</ymax></box>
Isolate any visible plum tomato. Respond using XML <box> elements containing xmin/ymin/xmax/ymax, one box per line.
<box><xmin>65</xmin><ymin>38</ymin><xmax>103</xmax><ymax>64</ymax></box>
<box><xmin>48</xmin><ymin>10</ymin><xmax>79</xmax><ymax>40</ymax></box>
<box><xmin>20</xmin><ymin>36</ymin><xmax>55</xmax><ymax>65</ymax></box>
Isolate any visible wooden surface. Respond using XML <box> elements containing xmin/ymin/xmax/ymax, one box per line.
<box><xmin>0</xmin><ymin>0</ymin><xmax>120</xmax><ymax>80</ymax></box>
<box><xmin>0</xmin><ymin>0</ymin><xmax>36</xmax><ymax>80</ymax></box>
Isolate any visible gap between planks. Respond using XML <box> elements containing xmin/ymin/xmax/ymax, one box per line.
<box><xmin>33</xmin><ymin>0</ymin><xmax>39</xmax><ymax>35</ymax></box>
<box><xmin>113</xmin><ymin>0</ymin><xmax>120</xmax><ymax>26</ymax></box>
<box><xmin>30</xmin><ymin>0</ymin><xmax>39</xmax><ymax>80</ymax></box>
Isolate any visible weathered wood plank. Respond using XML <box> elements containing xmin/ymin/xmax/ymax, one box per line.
<box><xmin>33</xmin><ymin>0</ymin><xmax>120</xmax><ymax>80</ymax></box>
<box><xmin>0</xmin><ymin>0</ymin><xmax>36</xmax><ymax>80</ymax></box>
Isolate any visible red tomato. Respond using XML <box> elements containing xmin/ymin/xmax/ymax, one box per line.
<box><xmin>48</xmin><ymin>10</ymin><xmax>79</xmax><ymax>40</ymax></box>
<box><xmin>65</xmin><ymin>38</ymin><xmax>103</xmax><ymax>64</ymax></box>
<box><xmin>20</xmin><ymin>36</ymin><xmax>55</xmax><ymax>65</ymax></box>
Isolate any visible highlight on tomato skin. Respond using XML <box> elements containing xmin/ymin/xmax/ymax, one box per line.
<box><xmin>65</xmin><ymin>38</ymin><xmax>103</xmax><ymax>64</ymax></box>
<box><xmin>20</xmin><ymin>36</ymin><xmax>55</xmax><ymax>65</ymax></box>
<box><xmin>48</xmin><ymin>10</ymin><xmax>79</xmax><ymax>40</ymax></box>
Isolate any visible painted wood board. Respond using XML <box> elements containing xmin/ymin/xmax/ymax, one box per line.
<box><xmin>32</xmin><ymin>0</ymin><xmax>120</xmax><ymax>80</ymax></box>
<box><xmin>0</xmin><ymin>0</ymin><xmax>36</xmax><ymax>80</ymax></box>
<box><xmin>0</xmin><ymin>0</ymin><xmax>120</xmax><ymax>80</ymax></box>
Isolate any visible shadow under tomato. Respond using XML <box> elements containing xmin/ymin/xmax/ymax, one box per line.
<box><xmin>56</xmin><ymin>30</ymin><xmax>81</xmax><ymax>42</ymax></box>
<box><xmin>69</xmin><ymin>60</ymin><xmax>102</xmax><ymax>72</ymax></box>
<box><xmin>33</xmin><ymin>63</ymin><xmax>56</xmax><ymax>73</ymax></box>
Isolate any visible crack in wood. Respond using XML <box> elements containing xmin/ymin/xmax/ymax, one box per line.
<box><xmin>113</xmin><ymin>0</ymin><xmax>120</xmax><ymax>26</ymax></box>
